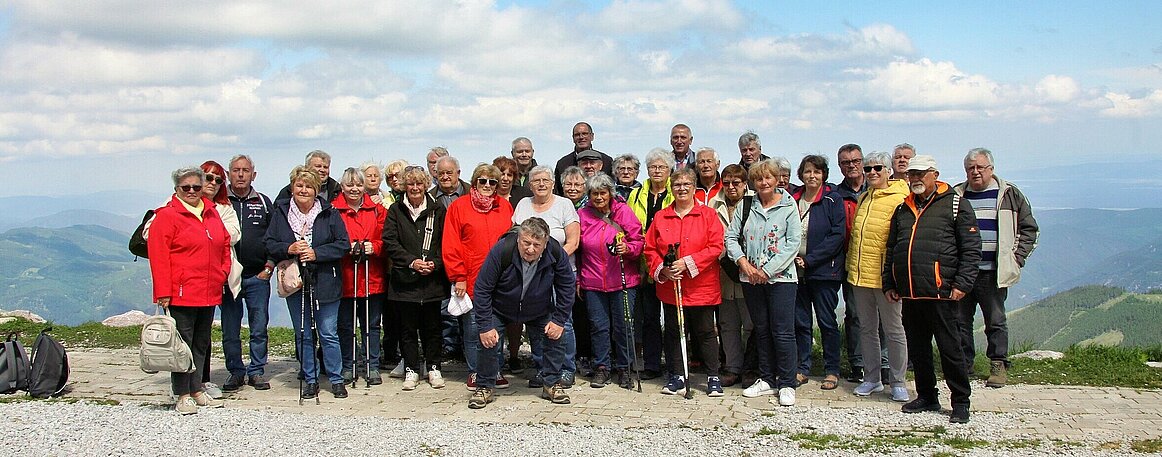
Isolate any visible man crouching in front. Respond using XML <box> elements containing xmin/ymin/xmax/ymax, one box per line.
<box><xmin>470</xmin><ymin>217</ymin><xmax>575</xmax><ymax>409</ymax></box>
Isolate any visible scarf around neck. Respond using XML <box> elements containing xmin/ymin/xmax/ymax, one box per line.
<box><xmin>288</xmin><ymin>198</ymin><xmax>322</xmax><ymax>241</ymax></box>
<box><xmin>470</xmin><ymin>187</ymin><xmax>497</xmax><ymax>213</ymax></box>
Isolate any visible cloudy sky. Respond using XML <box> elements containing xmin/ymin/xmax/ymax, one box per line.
<box><xmin>1</xmin><ymin>0</ymin><xmax>1159</xmax><ymax>198</ymax></box>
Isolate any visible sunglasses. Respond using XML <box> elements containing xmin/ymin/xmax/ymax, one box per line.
<box><xmin>477</xmin><ymin>178</ymin><xmax>499</xmax><ymax>186</ymax></box>
<box><xmin>404</xmin><ymin>165</ymin><xmax>425</xmax><ymax>173</ymax></box>
<box><xmin>204</xmin><ymin>175</ymin><xmax>224</xmax><ymax>184</ymax></box>
<box><xmin>863</xmin><ymin>165</ymin><xmax>885</xmax><ymax>173</ymax></box>
<box><xmin>179</xmin><ymin>184</ymin><xmax>204</xmax><ymax>192</ymax></box>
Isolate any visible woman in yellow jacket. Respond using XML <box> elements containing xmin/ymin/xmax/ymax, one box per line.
<box><xmin>625</xmin><ymin>148</ymin><xmax>675</xmax><ymax>379</ymax></box>
<box><xmin>846</xmin><ymin>152</ymin><xmax>911</xmax><ymax>402</ymax></box>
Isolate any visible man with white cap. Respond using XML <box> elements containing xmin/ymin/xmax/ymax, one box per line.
<box><xmin>883</xmin><ymin>154</ymin><xmax>981</xmax><ymax>424</ymax></box>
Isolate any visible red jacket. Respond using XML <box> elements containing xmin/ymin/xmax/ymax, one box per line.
<box><xmin>333</xmin><ymin>193</ymin><xmax>387</xmax><ymax>297</ymax></box>
<box><xmin>442</xmin><ymin>194</ymin><xmax>514</xmax><ymax>298</ymax></box>
<box><xmin>644</xmin><ymin>203</ymin><xmax>723</xmax><ymax>307</ymax></box>
<box><xmin>148</xmin><ymin>195</ymin><xmax>231</xmax><ymax>307</ymax></box>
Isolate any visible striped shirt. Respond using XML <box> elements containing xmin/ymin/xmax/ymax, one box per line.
<box><xmin>963</xmin><ymin>182</ymin><xmax>999</xmax><ymax>270</ymax></box>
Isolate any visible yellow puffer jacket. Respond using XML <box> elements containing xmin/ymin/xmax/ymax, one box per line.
<box><xmin>846</xmin><ymin>179</ymin><xmax>910</xmax><ymax>288</ymax></box>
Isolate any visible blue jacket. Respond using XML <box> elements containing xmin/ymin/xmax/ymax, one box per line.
<box><xmin>473</xmin><ymin>234</ymin><xmax>575</xmax><ymax>331</ymax></box>
<box><xmin>264</xmin><ymin>197</ymin><xmax>350</xmax><ymax>303</ymax></box>
<box><xmin>792</xmin><ymin>184</ymin><xmax>847</xmax><ymax>282</ymax></box>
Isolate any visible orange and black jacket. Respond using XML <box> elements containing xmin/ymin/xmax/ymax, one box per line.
<box><xmin>882</xmin><ymin>182</ymin><xmax>981</xmax><ymax>300</ymax></box>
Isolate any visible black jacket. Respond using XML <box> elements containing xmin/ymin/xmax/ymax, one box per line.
<box><xmin>228</xmin><ymin>188</ymin><xmax>274</xmax><ymax>277</ymax></box>
<box><xmin>383</xmin><ymin>194</ymin><xmax>451</xmax><ymax>304</ymax></box>
<box><xmin>265</xmin><ymin>197</ymin><xmax>350</xmax><ymax>303</ymax></box>
<box><xmin>883</xmin><ymin>182</ymin><xmax>981</xmax><ymax>300</ymax></box>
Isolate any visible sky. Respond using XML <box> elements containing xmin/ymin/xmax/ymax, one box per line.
<box><xmin>0</xmin><ymin>0</ymin><xmax>1160</xmax><ymax>199</ymax></box>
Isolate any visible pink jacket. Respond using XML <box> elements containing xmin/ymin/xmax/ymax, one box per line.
<box><xmin>577</xmin><ymin>200</ymin><xmax>644</xmax><ymax>292</ymax></box>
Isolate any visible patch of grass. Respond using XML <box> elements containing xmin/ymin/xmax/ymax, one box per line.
<box><xmin>755</xmin><ymin>426</ymin><xmax>781</xmax><ymax>436</ymax></box>
<box><xmin>943</xmin><ymin>436</ymin><xmax>988</xmax><ymax>450</ymax></box>
<box><xmin>1008</xmin><ymin>344</ymin><xmax>1162</xmax><ymax>388</ymax></box>
<box><xmin>930</xmin><ymin>452</ymin><xmax>959</xmax><ymax>457</ymax></box>
<box><xmin>1131</xmin><ymin>438</ymin><xmax>1162</xmax><ymax>453</ymax></box>
<box><xmin>999</xmin><ymin>439</ymin><xmax>1042</xmax><ymax>449</ymax></box>
<box><xmin>0</xmin><ymin>316</ymin><xmax>298</xmax><ymax>357</ymax></box>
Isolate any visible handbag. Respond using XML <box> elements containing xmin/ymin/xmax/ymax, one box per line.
<box><xmin>276</xmin><ymin>259</ymin><xmax>303</xmax><ymax>298</ymax></box>
<box><xmin>139</xmin><ymin>306</ymin><xmax>195</xmax><ymax>374</ymax></box>
<box><xmin>393</xmin><ymin>214</ymin><xmax>435</xmax><ymax>285</ymax></box>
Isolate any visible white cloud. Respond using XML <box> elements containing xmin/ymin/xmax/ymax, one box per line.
<box><xmin>850</xmin><ymin>58</ymin><xmax>1001</xmax><ymax>110</ymax></box>
<box><xmin>1100</xmin><ymin>90</ymin><xmax>1162</xmax><ymax>118</ymax></box>
<box><xmin>1035</xmin><ymin>75</ymin><xmax>1080</xmax><ymax>103</ymax></box>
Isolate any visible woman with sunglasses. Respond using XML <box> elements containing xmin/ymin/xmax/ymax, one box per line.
<box><xmin>443</xmin><ymin>163</ymin><xmax>515</xmax><ymax>390</ymax></box>
<box><xmin>846</xmin><ymin>152</ymin><xmax>911</xmax><ymax>402</ymax></box>
<box><xmin>148</xmin><ymin>166</ymin><xmax>232</xmax><ymax>414</ymax></box>
<box><xmin>196</xmin><ymin>160</ymin><xmax>243</xmax><ymax>399</ymax></box>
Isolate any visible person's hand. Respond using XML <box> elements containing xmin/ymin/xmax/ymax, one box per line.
<box><xmin>298</xmin><ymin>247</ymin><xmax>316</xmax><ymax>262</ymax></box>
<box><xmin>751</xmin><ymin>268</ymin><xmax>769</xmax><ymax>284</ymax></box>
<box><xmin>256</xmin><ymin>268</ymin><xmax>272</xmax><ymax>281</ymax></box>
<box><xmin>949</xmin><ymin>288</ymin><xmax>966</xmax><ymax>301</ymax></box>
<box><xmin>288</xmin><ymin>240</ymin><xmax>306</xmax><ymax>255</ymax></box>
<box><xmin>454</xmin><ymin>281</ymin><xmax>467</xmax><ymax>297</ymax></box>
<box><xmin>362</xmin><ymin>241</ymin><xmax>374</xmax><ymax>255</ymax></box>
<box><xmin>156</xmin><ymin>297</ymin><xmax>171</xmax><ymax>308</ymax></box>
<box><xmin>544</xmin><ymin>321</ymin><xmax>564</xmax><ymax>340</ymax></box>
<box><xmin>669</xmin><ymin>259</ymin><xmax>688</xmax><ymax>278</ymax></box>
<box><xmin>479</xmin><ymin>329</ymin><xmax>499</xmax><ymax>349</ymax></box>
<box><xmin>614</xmin><ymin>240</ymin><xmax>627</xmax><ymax>255</ymax></box>
<box><xmin>885</xmin><ymin>289</ymin><xmax>900</xmax><ymax>302</ymax></box>
<box><xmin>794</xmin><ymin>257</ymin><xmax>806</xmax><ymax>268</ymax></box>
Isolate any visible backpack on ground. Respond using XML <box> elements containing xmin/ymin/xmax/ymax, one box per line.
<box><xmin>139</xmin><ymin>307</ymin><xmax>195</xmax><ymax>374</ymax></box>
<box><xmin>27</xmin><ymin>328</ymin><xmax>70</xmax><ymax>398</ymax></box>
<box><xmin>0</xmin><ymin>332</ymin><xmax>31</xmax><ymax>394</ymax></box>
<box><xmin>128</xmin><ymin>209</ymin><xmax>156</xmax><ymax>260</ymax></box>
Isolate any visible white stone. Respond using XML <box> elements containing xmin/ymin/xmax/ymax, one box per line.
<box><xmin>1012</xmin><ymin>350</ymin><xmax>1065</xmax><ymax>360</ymax></box>
<box><xmin>101</xmin><ymin>310</ymin><xmax>150</xmax><ymax>327</ymax></box>
<box><xmin>0</xmin><ymin>309</ymin><xmax>47</xmax><ymax>323</ymax></box>
<box><xmin>1147</xmin><ymin>361</ymin><xmax>1162</xmax><ymax>369</ymax></box>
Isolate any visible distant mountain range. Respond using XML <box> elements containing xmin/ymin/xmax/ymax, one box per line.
<box><xmin>1004</xmin><ymin>285</ymin><xmax>1162</xmax><ymax>349</ymax></box>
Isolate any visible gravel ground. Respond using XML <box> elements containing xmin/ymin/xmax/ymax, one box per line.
<box><xmin>0</xmin><ymin>400</ymin><xmax>1153</xmax><ymax>456</ymax></box>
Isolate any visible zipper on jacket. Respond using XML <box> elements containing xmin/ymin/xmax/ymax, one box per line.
<box><xmin>934</xmin><ymin>261</ymin><xmax>942</xmax><ymax>291</ymax></box>
<box><xmin>853</xmin><ymin>191</ymin><xmax>874</xmax><ymax>284</ymax></box>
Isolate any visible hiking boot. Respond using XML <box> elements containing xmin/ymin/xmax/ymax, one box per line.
<box><xmin>202</xmin><ymin>382</ymin><xmax>224</xmax><ymax>399</ymax></box>
<box><xmin>891</xmin><ymin>386</ymin><xmax>910</xmax><ymax>402</ymax></box>
<box><xmin>389</xmin><ymin>358</ymin><xmax>407</xmax><ymax>378</ymax></box>
<box><xmin>528</xmin><ymin>373</ymin><xmax>544</xmax><ymax>388</ymax></box>
<box><xmin>331</xmin><ymin>383</ymin><xmax>348</xmax><ymax>399</ymax></box>
<box><xmin>428</xmin><ymin>366</ymin><xmax>446</xmax><ymax>389</ymax></box>
<box><xmin>367</xmin><ymin>369</ymin><xmax>383</xmax><ymax>386</ymax></box>
<box><xmin>496</xmin><ymin>374</ymin><xmax>511</xmax><ymax>389</ymax></box>
<box><xmin>222</xmin><ymin>374</ymin><xmax>246</xmax><ymax>392</ymax></box>
<box><xmin>660</xmin><ymin>375</ymin><xmax>687</xmax><ymax>396</ymax></box>
<box><xmin>465</xmin><ymin>373</ymin><xmax>478</xmax><ymax>391</ymax></box>
<box><xmin>986</xmin><ymin>361</ymin><xmax>1007</xmax><ymax>388</ymax></box>
<box><xmin>402</xmin><ymin>368</ymin><xmax>420</xmax><ymax>391</ymax></box>
<box><xmin>247</xmin><ymin>375</ymin><xmax>271</xmax><ymax>390</ymax></box>
<box><xmin>560</xmin><ymin>371</ymin><xmax>575</xmax><ymax>389</ymax></box>
<box><xmin>706</xmin><ymin>376</ymin><xmax>724</xmax><ymax>397</ymax></box>
<box><xmin>720</xmin><ymin>372</ymin><xmax>740</xmax><ymax>387</ymax></box>
<box><xmin>175</xmin><ymin>396</ymin><xmax>198</xmax><ymax>415</ymax></box>
<box><xmin>341</xmin><ymin>369</ymin><xmax>354</xmax><ymax>384</ymax></box>
<box><xmin>846</xmin><ymin>367</ymin><xmax>864</xmax><ymax>383</ymax></box>
<box><xmin>193</xmin><ymin>392</ymin><xmax>224</xmax><ymax>408</ymax></box>
<box><xmin>949</xmin><ymin>404</ymin><xmax>970</xmax><ymax>424</ymax></box>
<box><xmin>742</xmin><ymin>379</ymin><xmax>774</xmax><ymax>398</ymax></box>
<box><xmin>778</xmin><ymin>387</ymin><xmax>796</xmax><ymax>406</ymax></box>
<box><xmin>901</xmin><ymin>397</ymin><xmax>941</xmax><ymax>414</ymax></box>
<box><xmin>542</xmin><ymin>382</ymin><xmax>571</xmax><ymax>404</ymax></box>
<box><xmin>616</xmin><ymin>369</ymin><xmax>635</xmax><ymax>390</ymax></box>
<box><xmin>591</xmin><ymin>367</ymin><xmax>611</xmax><ymax>388</ymax></box>
<box><xmin>854</xmin><ymin>381</ymin><xmax>884</xmax><ymax>397</ymax></box>
<box><xmin>468</xmin><ymin>387</ymin><xmax>494</xmax><ymax>409</ymax></box>
<box><xmin>301</xmin><ymin>383</ymin><xmax>319</xmax><ymax>399</ymax></box>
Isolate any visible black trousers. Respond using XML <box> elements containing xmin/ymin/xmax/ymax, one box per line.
<box><xmin>170</xmin><ymin>305</ymin><xmax>215</xmax><ymax>396</ymax></box>
<box><xmin>663</xmin><ymin>304</ymin><xmax>720</xmax><ymax>377</ymax></box>
<box><xmin>902</xmin><ymin>298</ymin><xmax>971</xmax><ymax>408</ymax></box>
<box><xmin>957</xmin><ymin>270</ymin><xmax>1010</xmax><ymax>370</ymax></box>
<box><xmin>397</xmin><ymin>300</ymin><xmax>444</xmax><ymax>372</ymax></box>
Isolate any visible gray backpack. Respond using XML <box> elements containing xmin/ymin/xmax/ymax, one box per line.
<box><xmin>139</xmin><ymin>307</ymin><xmax>195</xmax><ymax>374</ymax></box>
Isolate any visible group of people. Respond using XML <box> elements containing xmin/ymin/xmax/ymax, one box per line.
<box><xmin>146</xmin><ymin>122</ymin><xmax>1039</xmax><ymax>424</ymax></box>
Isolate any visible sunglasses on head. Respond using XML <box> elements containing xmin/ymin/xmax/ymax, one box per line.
<box><xmin>477</xmin><ymin>178</ymin><xmax>499</xmax><ymax>186</ymax></box>
<box><xmin>179</xmin><ymin>184</ymin><xmax>204</xmax><ymax>192</ymax></box>
<box><xmin>204</xmin><ymin>175</ymin><xmax>224</xmax><ymax>184</ymax></box>
<box><xmin>863</xmin><ymin>165</ymin><xmax>885</xmax><ymax>173</ymax></box>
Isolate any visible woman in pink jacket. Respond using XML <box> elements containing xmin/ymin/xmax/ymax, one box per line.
<box><xmin>577</xmin><ymin>174</ymin><xmax>644</xmax><ymax>389</ymax></box>
<box><xmin>644</xmin><ymin>168</ymin><xmax>725</xmax><ymax>398</ymax></box>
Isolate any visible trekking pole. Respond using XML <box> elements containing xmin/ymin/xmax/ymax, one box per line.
<box><xmin>298</xmin><ymin>261</ymin><xmax>307</xmax><ymax>406</ymax></box>
<box><xmin>362</xmin><ymin>239</ymin><xmax>372</xmax><ymax>388</ymax></box>
<box><xmin>615</xmin><ymin>233</ymin><xmax>641</xmax><ymax>392</ymax></box>
<box><xmin>304</xmin><ymin>263</ymin><xmax>321</xmax><ymax>405</ymax></box>
<box><xmin>666</xmin><ymin>243</ymin><xmax>692</xmax><ymax>399</ymax></box>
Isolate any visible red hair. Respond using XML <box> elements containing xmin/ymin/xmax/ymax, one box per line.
<box><xmin>200</xmin><ymin>160</ymin><xmax>230</xmax><ymax>205</ymax></box>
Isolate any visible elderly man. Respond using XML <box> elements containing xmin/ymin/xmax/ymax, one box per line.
<box><xmin>891</xmin><ymin>143</ymin><xmax>916</xmax><ymax>180</ymax></box>
<box><xmin>884</xmin><ymin>155</ymin><xmax>980</xmax><ymax>424</ymax></box>
<box><xmin>693</xmin><ymin>147</ymin><xmax>722</xmax><ymax>205</ymax></box>
<box><xmin>738</xmin><ymin>131</ymin><xmax>770</xmax><ymax>170</ymax></box>
<box><xmin>470</xmin><ymin>217</ymin><xmax>575</xmax><ymax>408</ymax></box>
<box><xmin>613</xmin><ymin>154</ymin><xmax>642</xmax><ymax>200</ymax></box>
<box><xmin>220</xmin><ymin>154</ymin><xmax>275</xmax><ymax>392</ymax></box>
<box><xmin>953</xmin><ymin>148</ymin><xmax>1038</xmax><ymax>388</ymax></box>
<box><xmin>835</xmin><ymin>143</ymin><xmax>877</xmax><ymax>383</ymax></box>
<box><xmin>510</xmin><ymin>137</ymin><xmax>538</xmax><ymax>187</ymax></box>
<box><xmin>427</xmin><ymin>147</ymin><xmax>450</xmax><ymax>188</ymax></box>
<box><xmin>577</xmin><ymin>149</ymin><xmax>604</xmax><ymax>178</ymax></box>
<box><xmin>670</xmin><ymin>124</ymin><xmax>695</xmax><ymax>170</ymax></box>
<box><xmin>428</xmin><ymin>155</ymin><xmax>470</xmax><ymax>209</ymax></box>
<box><xmin>277</xmin><ymin>150</ymin><xmax>342</xmax><ymax>201</ymax></box>
<box><xmin>555</xmin><ymin>122</ymin><xmax>614</xmax><ymax>193</ymax></box>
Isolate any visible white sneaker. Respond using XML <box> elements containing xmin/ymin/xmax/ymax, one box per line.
<box><xmin>389</xmin><ymin>358</ymin><xmax>406</xmax><ymax>378</ymax></box>
<box><xmin>742</xmin><ymin>379</ymin><xmax>775</xmax><ymax>398</ymax></box>
<box><xmin>427</xmin><ymin>367</ymin><xmax>446</xmax><ymax>389</ymax></box>
<box><xmin>202</xmin><ymin>382</ymin><xmax>224</xmax><ymax>399</ymax></box>
<box><xmin>402</xmin><ymin>369</ymin><xmax>419</xmax><ymax>391</ymax></box>
<box><xmin>175</xmin><ymin>396</ymin><xmax>198</xmax><ymax>415</ymax></box>
<box><xmin>778</xmin><ymin>387</ymin><xmax>796</xmax><ymax>406</ymax></box>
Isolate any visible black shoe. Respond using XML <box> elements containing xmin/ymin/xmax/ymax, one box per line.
<box><xmin>590</xmin><ymin>367</ymin><xmax>611</xmax><ymax>388</ymax></box>
<box><xmin>901</xmin><ymin>397</ymin><xmax>941</xmax><ymax>414</ymax></box>
<box><xmin>301</xmin><ymin>383</ymin><xmax>319</xmax><ymax>399</ymax></box>
<box><xmin>222</xmin><ymin>374</ymin><xmax>246</xmax><ymax>392</ymax></box>
<box><xmin>949</xmin><ymin>404</ymin><xmax>970</xmax><ymax>423</ymax></box>
<box><xmin>846</xmin><ymin>367</ymin><xmax>864</xmax><ymax>383</ymax></box>
<box><xmin>247</xmin><ymin>374</ymin><xmax>271</xmax><ymax>390</ymax></box>
<box><xmin>528</xmin><ymin>374</ymin><xmax>544</xmax><ymax>388</ymax></box>
<box><xmin>640</xmin><ymin>369</ymin><xmax>662</xmax><ymax>380</ymax></box>
<box><xmin>507</xmin><ymin>355</ymin><xmax>522</xmax><ymax>372</ymax></box>
<box><xmin>617</xmin><ymin>370</ymin><xmax>635</xmax><ymax>389</ymax></box>
<box><xmin>331</xmin><ymin>383</ymin><xmax>349</xmax><ymax>398</ymax></box>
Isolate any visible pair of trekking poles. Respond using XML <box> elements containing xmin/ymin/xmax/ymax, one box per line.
<box><xmin>663</xmin><ymin>243</ymin><xmax>693</xmax><ymax>400</ymax></box>
<box><xmin>349</xmin><ymin>239</ymin><xmax>372</xmax><ymax>389</ymax></box>
<box><xmin>298</xmin><ymin>260</ymin><xmax>319</xmax><ymax>405</ymax></box>
<box><xmin>614</xmin><ymin>237</ymin><xmax>689</xmax><ymax>399</ymax></box>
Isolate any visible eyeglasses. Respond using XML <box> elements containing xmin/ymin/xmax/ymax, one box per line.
<box><xmin>863</xmin><ymin>165</ymin><xmax>885</xmax><ymax>173</ymax></box>
<box><xmin>722</xmin><ymin>180</ymin><xmax>746</xmax><ymax>187</ymax></box>
<box><xmin>647</xmin><ymin>165</ymin><xmax>668</xmax><ymax>171</ymax></box>
<box><xmin>906</xmin><ymin>169</ymin><xmax>934</xmax><ymax>178</ymax></box>
<box><xmin>616</xmin><ymin>166</ymin><xmax>638</xmax><ymax>173</ymax></box>
<box><xmin>966</xmin><ymin>165</ymin><xmax>993</xmax><ymax>173</ymax></box>
<box><xmin>204</xmin><ymin>175</ymin><xmax>224</xmax><ymax>184</ymax></box>
<box><xmin>437</xmin><ymin>170</ymin><xmax>456</xmax><ymax>177</ymax></box>
<box><xmin>179</xmin><ymin>184</ymin><xmax>203</xmax><ymax>193</ymax></box>
<box><xmin>477</xmin><ymin>178</ymin><xmax>499</xmax><ymax>186</ymax></box>
<box><xmin>840</xmin><ymin>158</ymin><xmax>863</xmax><ymax>167</ymax></box>
<box><xmin>671</xmin><ymin>182</ymin><xmax>694</xmax><ymax>188</ymax></box>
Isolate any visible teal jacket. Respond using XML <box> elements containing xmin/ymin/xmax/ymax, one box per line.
<box><xmin>725</xmin><ymin>191</ymin><xmax>801</xmax><ymax>284</ymax></box>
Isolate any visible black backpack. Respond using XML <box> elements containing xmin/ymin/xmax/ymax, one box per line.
<box><xmin>0</xmin><ymin>333</ymin><xmax>30</xmax><ymax>394</ymax></box>
<box><xmin>27</xmin><ymin>328</ymin><xmax>69</xmax><ymax>398</ymax></box>
<box><xmin>128</xmin><ymin>209</ymin><xmax>155</xmax><ymax>260</ymax></box>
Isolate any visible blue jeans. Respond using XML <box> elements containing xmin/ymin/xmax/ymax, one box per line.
<box><xmin>795</xmin><ymin>279</ymin><xmax>842</xmax><ymax>376</ymax></box>
<box><xmin>460</xmin><ymin>310</ymin><xmax>506</xmax><ymax>375</ymax></box>
<box><xmin>220</xmin><ymin>275</ymin><xmax>270</xmax><ymax>377</ymax></box>
<box><xmin>440</xmin><ymin>298</ymin><xmax>460</xmax><ymax>354</ymax></box>
<box><xmin>339</xmin><ymin>294</ymin><xmax>384</xmax><ymax>372</ymax></box>
<box><xmin>478</xmin><ymin>314</ymin><xmax>565</xmax><ymax>388</ymax></box>
<box><xmin>743</xmin><ymin>282</ymin><xmax>798</xmax><ymax>389</ymax></box>
<box><xmin>287</xmin><ymin>292</ymin><xmax>343</xmax><ymax>385</ymax></box>
<box><xmin>586</xmin><ymin>289</ymin><xmax>634</xmax><ymax>370</ymax></box>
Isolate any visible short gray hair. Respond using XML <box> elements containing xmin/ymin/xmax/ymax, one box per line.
<box><xmin>644</xmin><ymin>147</ymin><xmax>674</xmax><ymax>170</ymax></box>
<box><xmin>613</xmin><ymin>153</ymin><xmax>640</xmax><ymax>170</ymax></box>
<box><xmin>559</xmin><ymin>166</ymin><xmax>585</xmax><ymax>184</ymax></box>
<box><xmin>893</xmin><ymin>143</ymin><xmax>915</xmax><ymax>155</ymax></box>
<box><xmin>360</xmin><ymin>161</ymin><xmax>382</xmax><ymax>175</ymax></box>
<box><xmin>228</xmin><ymin>154</ymin><xmax>254</xmax><ymax>170</ymax></box>
<box><xmin>436</xmin><ymin>155</ymin><xmax>460</xmax><ymax>170</ymax></box>
<box><xmin>172</xmin><ymin>166</ymin><xmax>205</xmax><ymax>186</ymax></box>
<box><xmin>696</xmin><ymin>147</ymin><xmax>719</xmax><ymax>162</ymax></box>
<box><xmin>340</xmin><ymin>167</ymin><xmax>365</xmax><ymax>187</ymax></box>
<box><xmin>738</xmin><ymin>131</ymin><xmax>760</xmax><ymax>149</ymax></box>
<box><xmin>770</xmin><ymin>156</ymin><xmax>792</xmax><ymax>175</ymax></box>
<box><xmin>865</xmin><ymin>151</ymin><xmax>892</xmax><ymax>168</ymax></box>
<box><xmin>528</xmin><ymin>165</ymin><xmax>554</xmax><ymax>183</ymax></box>
<box><xmin>305</xmin><ymin>149</ymin><xmax>331</xmax><ymax>165</ymax></box>
<box><xmin>429</xmin><ymin>146</ymin><xmax>449</xmax><ymax>158</ymax></box>
<box><xmin>585</xmin><ymin>173</ymin><xmax>616</xmax><ymax>196</ymax></box>
<box><xmin>518</xmin><ymin>216</ymin><xmax>550</xmax><ymax>241</ymax></box>
<box><xmin>964</xmin><ymin>148</ymin><xmax>994</xmax><ymax>168</ymax></box>
<box><xmin>511</xmin><ymin>137</ymin><xmax>532</xmax><ymax>152</ymax></box>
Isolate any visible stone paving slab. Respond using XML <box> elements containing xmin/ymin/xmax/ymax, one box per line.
<box><xmin>61</xmin><ymin>349</ymin><xmax>1162</xmax><ymax>441</ymax></box>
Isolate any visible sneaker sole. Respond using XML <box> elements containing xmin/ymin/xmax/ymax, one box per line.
<box><xmin>660</xmin><ymin>389</ymin><xmax>687</xmax><ymax>396</ymax></box>
<box><xmin>707</xmin><ymin>391</ymin><xmax>724</xmax><ymax>397</ymax></box>
<box><xmin>542</xmin><ymin>394</ymin><xmax>571</xmax><ymax>404</ymax></box>
<box><xmin>902</xmin><ymin>405</ymin><xmax>941</xmax><ymax>413</ymax></box>
<box><xmin>854</xmin><ymin>386</ymin><xmax>885</xmax><ymax>396</ymax></box>
<box><xmin>742</xmin><ymin>390</ymin><xmax>774</xmax><ymax>398</ymax></box>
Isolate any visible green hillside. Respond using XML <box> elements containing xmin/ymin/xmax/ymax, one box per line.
<box><xmin>1005</xmin><ymin>285</ymin><xmax>1162</xmax><ymax>350</ymax></box>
